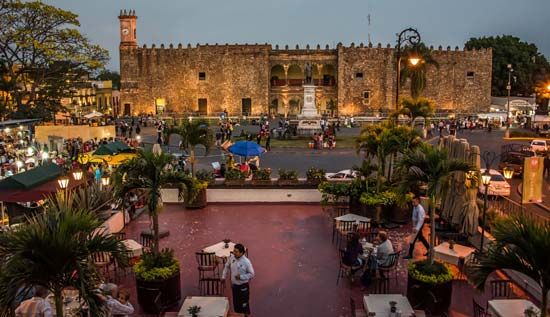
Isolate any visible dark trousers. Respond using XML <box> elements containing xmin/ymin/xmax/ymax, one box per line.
<box><xmin>408</xmin><ymin>223</ymin><xmax>430</xmax><ymax>257</ymax></box>
<box><xmin>232</xmin><ymin>283</ymin><xmax>250</xmax><ymax>314</ymax></box>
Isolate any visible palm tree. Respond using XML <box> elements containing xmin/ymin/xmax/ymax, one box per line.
<box><xmin>0</xmin><ymin>192</ymin><xmax>127</xmax><ymax>317</ymax></box>
<box><xmin>397</xmin><ymin>143</ymin><xmax>472</xmax><ymax>264</ymax></box>
<box><xmin>166</xmin><ymin>120</ymin><xmax>213</xmax><ymax>176</ymax></box>
<box><xmin>467</xmin><ymin>215</ymin><xmax>550</xmax><ymax>317</ymax></box>
<box><xmin>399</xmin><ymin>97</ymin><xmax>435</xmax><ymax>127</ymax></box>
<box><xmin>400</xmin><ymin>43</ymin><xmax>439</xmax><ymax>99</ymax></box>
<box><xmin>112</xmin><ymin>149</ymin><xmax>194</xmax><ymax>254</ymax></box>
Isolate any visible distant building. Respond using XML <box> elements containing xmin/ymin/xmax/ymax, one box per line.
<box><xmin>118</xmin><ymin>10</ymin><xmax>492</xmax><ymax>117</ymax></box>
<box><xmin>61</xmin><ymin>79</ymin><xmax>120</xmax><ymax>116</ymax></box>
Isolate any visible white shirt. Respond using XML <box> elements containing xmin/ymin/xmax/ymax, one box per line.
<box><xmin>412</xmin><ymin>203</ymin><xmax>426</xmax><ymax>232</ymax></box>
<box><xmin>15</xmin><ymin>297</ymin><xmax>53</xmax><ymax>317</ymax></box>
<box><xmin>222</xmin><ymin>254</ymin><xmax>255</xmax><ymax>285</ymax></box>
<box><xmin>106</xmin><ymin>297</ymin><xmax>134</xmax><ymax>316</ymax></box>
<box><xmin>376</xmin><ymin>239</ymin><xmax>395</xmax><ymax>267</ymax></box>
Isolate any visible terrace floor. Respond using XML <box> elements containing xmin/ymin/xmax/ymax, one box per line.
<box><xmin>117</xmin><ymin>203</ymin><xmax>540</xmax><ymax>317</ymax></box>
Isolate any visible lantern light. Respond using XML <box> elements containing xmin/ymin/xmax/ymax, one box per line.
<box><xmin>58</xmin><ymin>176</ymin><xmax>70</xmax><ymax>189</ymax></box>
<box><xmin>26</xmin><ymin>147</ymin><xmax>34</xmax><ymax>156</ymax></box>
<box><xmin>41</xmin><ymin>152</ymin><xmax>49</xmax><ymax>160</ymax></box>
<box><xmin>481</xmin><ymin>170</ymin><xmax>492</xmax><ymax>186</ymax></box>
<box><xmin>502</xmin><ymin>167</ymin><xmax>514</xmax><ymax>180</ymax></box>
<box><xmin>72</xmin><ymin>169</ymin><xmax>83</xmax><ymax>181</ymax></box>
<box><xmin>409</xmin><ymin>56</ymin><xmax>421</xmax><ymax>66</ymax></box>
<box><xmin>101</xmin><ymin>176</ymin><xmax>110</xmax><ymax>186</ymax></box>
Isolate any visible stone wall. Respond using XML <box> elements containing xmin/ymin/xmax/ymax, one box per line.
<box><xmin>120</xmin><ymin>43</ymin><xmax>492</xmax><ymax>116</ymax></box>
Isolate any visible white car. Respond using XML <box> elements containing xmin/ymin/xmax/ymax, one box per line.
<box><xmin>530</xmin><ymin>139</ymin><xmax>547</xmax><ymax>153</ymax></box>
<box><xmin>478</xmin><ymin>169</ymin><xmax>511</xmax><ymax>197</ymax></box>
<box><xmin>325</xmin><ymin>169</ymin><xmax>359</xmax><ymax>180</ymax></box>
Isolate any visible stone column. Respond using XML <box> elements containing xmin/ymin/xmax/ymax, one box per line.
<box><xmin>283</xmin><ymin>64</ymin><xmax>289</xmax><ymax>86</ymax></box>
<box><xmin>316</xmin><ymin>64</ymin><xmax>324</xmax><ymax>86</ymax></box>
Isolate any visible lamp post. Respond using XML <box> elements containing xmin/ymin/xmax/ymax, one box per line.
<box><xmin>72</xmin><ymin>169</ymin><xmax>83</xmax><ymax>181</ymax></box>
<box><xmin>58</xmin><ymin>176</ymin><xmax>70</xmax><ymax>199</ymax></box>
<box><xmin>395</xmin><ymin>28</ymin><xmax>422</xmax><ymax>114</ymax></box>
<box><xmin>100</xmin><ymin>175</ymin><xmax>110</xmax><ymax>190</ymax></box>
<box><xmin>505</xmin><ymin>64</ymin><xmax>514</xmax><ymax>138</ymax></box>
<box><xmin>480</xmin><ymin>169</ymin><xmax>492</xmax><ymax>251</ymax></box>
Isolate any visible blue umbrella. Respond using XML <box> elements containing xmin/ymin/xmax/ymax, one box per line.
<box><xmin>228</xmin><ymin>141</ymin><xmax>266</xmax><ymax>157</ymax></box>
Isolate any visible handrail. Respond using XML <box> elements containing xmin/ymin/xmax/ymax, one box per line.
<box><xmin>488</xmin><ymin>195</ymin><xmax>549</xmax><ymax>224</ymax></box>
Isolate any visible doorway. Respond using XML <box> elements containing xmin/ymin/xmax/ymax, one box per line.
<box><xmin>123</xmin><ymin>103</ymin><xmax>131</xmax><ymax>116</ymax></box>
<box><xmin>242</xmin><ymin>98</ymin><xmax>252</xmax><ymax>116</ymax></box>
<box><xmin>198</xmin><ymin>98</ymin><xmax>208</xmax><ymax>115</ymax></box>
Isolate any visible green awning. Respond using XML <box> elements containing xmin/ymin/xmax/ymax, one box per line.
<box><xmin>0</xmin><ymin>162</ymin><xmax>62</xmax><ymax>190</ymax></box>
<box><xmin>93</xmin><ymin>141</ymin><xmax>132</xmax><ymax>156</ymax></box>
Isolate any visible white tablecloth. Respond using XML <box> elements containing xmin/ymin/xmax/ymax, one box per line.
<box><xmin>203</xmin><ymin>241</ymin><xmax>236</xmax><ymax>258</ymax></box>
<box><xmin>335</xmin><ymin>213</ymin><xmax>371</xmax><ymax>224</ymax></box>
<box><xmin>433</xmin><ymin>242</ymin><xmax>475</xmax><ymax>266</ymax></box>
<box><xmin>178</xmin><ymin>296</ymin><xmax>229</xmax><ymax>317</ymax></box>
<box><xmin>122</xmin><ymin>239</ymin><xmax>143</xmax><ymax>258</ymax></box>
<box><xmin>488</xmin><ymin>299</ymin><xmax>540</xmax><ymax>317</ymax></box>
<box><xmin>363</xmin><ymin>294</ymin><xmax>414</xmax><ymax>316</ymax></box>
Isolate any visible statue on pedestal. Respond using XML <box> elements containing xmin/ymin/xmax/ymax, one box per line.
<box><xmin>304</xmin><ymin>62</ymin><xmax>313</xmax><ymax>85</ymax></box>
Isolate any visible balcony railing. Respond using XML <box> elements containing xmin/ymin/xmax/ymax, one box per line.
<box><xmin>487</xmin><ymin>195</ymin><xmax>549</xmax><ymax>224</ymax></box>
<box><xmin>270</xmin><ymin>79</ymin><xmax>336</xmax><ymax>87</ymax></box>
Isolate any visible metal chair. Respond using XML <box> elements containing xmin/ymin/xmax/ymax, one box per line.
<box><xmin>112</xmin><ymin>232</ymin><xmax>126</xmax><ymax>241</ymax></box>
<box><xmin>369</xmin><ymin>277</ymin><xmax>390</xmax><ymax>294</ymax></box>
<box><xmin>377</xmin><ymin>250</ymin><xmax>401</xmax><ymax>282</ymax></box>
<box><xmin>332</xmin><ymin>206</ymin><xmax>349</xmax><ymax>218</ymax></box>
<box><xmin>140</xmin><ymin>233</ymin><xmax>155</xmax><ymax>252</ymax></box>
<box><xmin>333</xmin><ymin>220</ymin><xmax>356</xmax><ymax>247</ymax></box>
<box><xmin>336</xmin><ymin>249</ymin><xmax>362</xmax><ymax>286</ymax></box>
<box><xmin>357</xmin><ymin>220</ymin><xmax>371</xmax><ymax>233</ymax></box>
<box><xmin>472</xmin><ymin>299</ymin><xmax>491</xmax><ymax>317</ymax></box>
<box><xmin>199</xmin><ymin>277</ymin><xmax>225</xmax><ymax>296</ymax></box>
<box><xmin>92</xmin><ymin>252</ymin><xmax>114</xmax><ymax>280</ymax></box>
<box><xmin>350</xmin><ymin>297</ymin><xmax>367</xmax><ymax>317</ymax></box>
<box><xmin>195</xmin><ymin>252</ymin><xmax>220</xmax><ymax>279</ymax></box>
<box><xmin>490</xmin><ymin>279</ymin><xmax>513</xmax><ymax>299</ymax></box>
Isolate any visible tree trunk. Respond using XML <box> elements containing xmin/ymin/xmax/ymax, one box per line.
<box><xmin>152</xmin><ymin>207</ymin><xmax>160</xmax><ymax>254</ymax></box>
<box><xmin>54</xmin><ymin>289</ymin><xmax>64</xmax><ymax>317</ymax></box>
<box><xmin>429</xmin><ymin>196</ymin><xmax>435</xmax><ymax>265</ymax></box>
<box><xmin>190</xmin><ymin>148</ymin><xmax>196</xmax><ymax>177</ymax></box>
<box><xmin>541</xmin><ymin>287</ymin><xmax>548</xmax><ymax>317</ymax></box>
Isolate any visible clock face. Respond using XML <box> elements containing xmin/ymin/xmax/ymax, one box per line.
<box><xmin>122</xmin><ymin>28</ymin><xmax>129</xmax><ymax>36</ymax></box>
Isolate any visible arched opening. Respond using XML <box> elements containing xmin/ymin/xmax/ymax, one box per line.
<box><xmin>289</xmin><ymin>98</ymin><xmax>301</xmax><ymax>115</ymax></box>
<box><xmin>322</xmin><ymin>64</ymin><xmax>336</xmax><ymax>86</ymax></box>
<box><xmin>270</xmin><ymin>65</ymin><xmax>285</xmax><ymax>86</ymax></box>
<box><xmin>270</xmin><ymin>98</ymin><xmax>279</xmax><ymax>116</ymax></box>
<box><xmin>287</xmin><ymin>64</ymin><xmax>302</xmax><ymax>86</ymax></box>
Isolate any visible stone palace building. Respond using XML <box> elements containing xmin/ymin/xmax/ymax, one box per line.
<box><xmin>119</xmin><ymin>10</ymin><xmax>492</xmax><ymax>117</ymax></box>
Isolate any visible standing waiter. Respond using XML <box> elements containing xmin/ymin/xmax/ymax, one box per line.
<box><xmin>222</xmin><ymin>243</ymin><xmax>255</xmax><ymax>316</ymax></box>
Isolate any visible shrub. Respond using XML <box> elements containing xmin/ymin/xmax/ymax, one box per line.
<box><xmin>278</xmin><ymin>169</ymin><xmax>298</xmax><ymax>181</ymax></box>
<box><xmin>225</xmin><ymin>169</ymin><xmax>246</xmax><ymax>180</ymax></box>
<box><xmin>252</xmin><ymin>168</ymin><xmax>271</xmax><ymax>180</ymax></box>
<box><xmin>134</xmin><ymin>249</ymin><xmax>180</xmax><ymax>282</ymax></box>
<box><xmin>359</xmin><ymin>190</ymin><xmax>397</xmax><ymax>206</ymax></box>
<box><xmin>408</xmin><ymin>260</ymin><xmax>453</xmax><ymax>285</ymax></box>
<box><xmin>306</xmin><ymin>167</ymin><xmax>326</xmax><ymax>182</ymax></box>
<box><xmin>318</xmin><ymin>181</ymin><xmax>351</xmax><ymax>204</ymax></box>
<box><xmin>195</xmin><ymin>169</ymin><xmax>214</xmax><ymax>183</ymax></box>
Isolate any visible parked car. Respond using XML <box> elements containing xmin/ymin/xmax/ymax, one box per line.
<box><xmin>530</xmin><ymin>139</ymin><xmax>548</xmax><ymax>153</ymax></box>
<box><xmin>498</xmin><ymin>150</ymin><xmax>535</xmax><ymax>176</ymax></box>
<box><xmin>325</xmin><ymin>169</ymin><xmax>359</xmax><ymax>180</ymax></box>
<box><xmin>478</xmin><ymin>169</ymin><xmax>511</xmax><ymax>197</ymax></box>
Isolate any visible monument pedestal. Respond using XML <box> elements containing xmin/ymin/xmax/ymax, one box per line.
<box><xmin>298</xmin><ymin>85</ymin><xmax>320</xmax><ymax>119</ymax></box>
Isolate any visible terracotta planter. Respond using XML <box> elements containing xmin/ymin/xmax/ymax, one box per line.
<box><xmin>277</xmin><ymin>179</ymin><xmax>299</xmax><ymax>186</ymax></box>
<box><xmin>136</xmin><ymin>270</ymin><xmax>181</xmax><ymax>313</ymax></box>
<box><xmin>224</xmin><ymin>179</ymin><xmax>245</xmax><ymax>186</ymax></box>
<box><xmin>407</xmin><ymin>272</ymin><xmax>453</xmax><ymax>315</ymax></box>
<box><xmin>185</xmin><ymin>188</ymin><xmax>207</xmax><ymax>209</ymax></box>
<box><xmin>389</xmin><ymin>205</ymin><xmax>411</xmax><ymax>224</ymax></box>
<box><xmin>251</xmin><ymin>179</ymin><xmax>272</xmax><ymax>186</ymax></box>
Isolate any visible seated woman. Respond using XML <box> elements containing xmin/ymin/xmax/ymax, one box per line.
<box><xmin>343</xmin><ymin>233</ymin><xmax>364</xmax><ymax>269</ymax></box>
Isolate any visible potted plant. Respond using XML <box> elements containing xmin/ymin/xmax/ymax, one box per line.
<box><xmin>407</xmin><ymin>260</ymin><xmax>453</xmax><ymax>314</ymax></box>
<box><xmin>359</xmin><ymin>190</ymin><xmax>395</xmax><ymax>224</ymax></box>
<box><xmin>318</xmin><ymin>181</ymin><xmax>351</xmax><ymax>205</ymax></box>
<box><xmin>306</xmin><ymin>167</ymin><xmax>326</xmax><ymax>185</ymax></box>
<box><xmin>185</xmin><ymin>178</ymin><xmax>208</xmax><ymax>209</ymax></box>
<box><xmin>195</xmin><ymin>168</ymin><xmax>215</xmax><ymax>185</ymax></box>
<box><xmin>277</xmin><ymin>168</ymin><xmax>299</xmax><ymax>186</ymax></box>
<box><xmin>188</xmin><ymin>305</ymin><xmax>201</xmax><ymax>317</ymax></box>
<box><xmin>224</xmin><ymin>169</ymin><xmax>246</xmax><ymax>186</ymax></box>
<box><xmin>134</xmin><ymin>249</ymin><xmax>181</xmax><ymax>313</ymax></box>
<box><xmin>251</xmin><ymin>168</ymin><xmax>272</xmax><ymax>185</ymax></box>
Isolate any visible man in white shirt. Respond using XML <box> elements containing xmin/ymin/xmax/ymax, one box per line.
<box><xmin>15</xmin><ymin>285</ymin><xmax>53</xmax><ymax>317</ymax></box>
<box><xmin>404</xmin><ymin>196</ymin><xmax>430</xmax><ymax>259</ymax></box>
<box><xmin>375</xmin><ymin>231</ymin><xmax>394</xmax><ymax>267</ymax></box>
<box><xmin>222</xmin><ymin>243</ymin><xmax>254</xmax><ymax>316</ymax></box>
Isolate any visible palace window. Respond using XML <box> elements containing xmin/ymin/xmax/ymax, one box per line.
<box><xmin>362</xmin><ymin>90</ymin><xmax>371</xmax><ymax>105</ymax></box>
<box><xmin>466</xmin><ymin>71</ymin><xmax>475</xmax><ymax>80</ymax></box>
<box><xmin>355</xmin><ymin>72</ymin><xmax>364</xmax><ymax>79</ymax></box>
<box><xmin>199</xmin><ymin>72</ymin><xmax>206</xmax><ymax>80</ymax></box>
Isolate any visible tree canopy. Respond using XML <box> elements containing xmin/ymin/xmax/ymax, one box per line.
<box><xmin>465</xmin><ymin>35</ymin><xmax>550</xmax><ymax>96</ymax></box>
<box><xmin>400</xmin><ymin>43</ymin><xmax>439</xmax><ymax>100</ymax></box>
<box><xmin>0</xmin><ymin>0</ymin><xmax>109</xmax><ymax>119</ymax></box>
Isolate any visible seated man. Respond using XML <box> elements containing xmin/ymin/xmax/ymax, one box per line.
<box><xmin>361</xmin><ymin>231</ymin><xmax>394</xmax><ymax>286</ymax></box>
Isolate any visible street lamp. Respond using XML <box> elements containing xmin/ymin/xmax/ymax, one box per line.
<box><xmin>72</xmin><ymin>169</ymin><xmax>83</xmax><ymax>181</ymax></box>
<box><xmin>505</xmin><ymin>64</ymin><xmax>514</xmax><ymax>138</ymax></box>
<box><xmin>502</xmin><ymin>167</ymin><xmax>514</xmax><ymax>180</ymax></box>
<box><xmin>480</xmin><ymin>169</ymin><xmax>492</xmax><ymax>251</ymax></box>
<box><xmin>101</xmin><ymin>175</ymin><xmax>110</xmax><ymax>190</ymax></box>
<box><xmin>395</xmin><ymin>27</ymin><xmax>422</xmax><ymax>114</ymax></box>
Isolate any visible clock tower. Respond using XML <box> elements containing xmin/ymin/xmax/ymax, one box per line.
<box><xmin>118</xmin><ymin>9</ymin><xmax>137</xmax><ymax>48</ymax></box>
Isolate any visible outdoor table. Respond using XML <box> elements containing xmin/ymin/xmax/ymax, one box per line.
<box><xmin>433</xmin><ymin>242</ymin><xmax>475</xmax><ymax>266</ymax></box>
<box><xmin>335</xmin><ymin>213</ymin><xmax>371</xmax><ymax>224</ymax></box>
<box><xmin>122</xmin><ymin>239</ymin><xmax>143</xmax><ymax>258</ymax></box>
<box><xmin>48</xmin><ymin>290</ymin><xmax>85</xmax><ymax>316</ymax></box>
<box><xmin>363</xmin><ymin>294</ymin><xmax>414</xmax><ymax>316</ymax></box>
<box><xmin>178</xmin><ymin>296</ymin><xmax>229</xmax><ymax>317</ymax></box>
<box><xmin>203</xmin><ymin>241</ymin><xmax>236</xmax><ymax>259</ymax></box>
<box><xmin>488</xmin><ymin>299</ymin><xmax>540</xmax><ymax>317</ymax></box>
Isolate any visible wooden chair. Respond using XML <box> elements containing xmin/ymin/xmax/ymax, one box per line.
<box><xmin>490</xmin><ymin>279</ymin><xmax>513</xmax><ymax>299</ymax></box>
<box><xmin>195</xmin><ymin>252</ymin><xmax>219</xmax><ymax>279</ymax></box>
<box><xmin>140</xmin><ymin>233</ymin><xmax>155</xmax><ymax>252</ymax></box>
<box><xmin>112</xmin><ymin>232</ymin><xmax>126</xmax><ymax>241</ymax></box>
<box><xmin>336</xmin><ymin>249</ymin><xmax>362</xmax><ymax>286</ymax></box>
<box><xmin>332</xmin><ymin>206</ymin><xmax>349</xmax><ymax>218</ymax></box>
<box><xmin>473</xmin><ymin>299</ymin><xmax>491</xmax><ymax>317</ymax></box>
<box><xmin>333</xmin><ymin>220</ymin><xmax>356</xmax><ymax>246</ymax></box>
<box><xmin>378</xmin><ymin>251</ymin><xmax>401</xmax><ymax>282</ymax></box>
<box><xmin>199</xmin><ymin>277</ymin><xmax>225</xmax><ymax>296</ymax></box>
<box><xmin>369</xmin><ymin>277</ymin><xmax>390</xmax><ymax>294</ymax></box>
<box><xmin>92</xmin><ymin>252</ymin><xmax>114</xmax><ymax>280</ymax></box>
<box><xmin>350</xmin><ymin>297</ymin><xmax>367</xmax><ymax>317</ymax></box>
<box><xmin>357</xmin><ymin>220</ymin><xmax>371</xmax><ymax>233</ymax></box>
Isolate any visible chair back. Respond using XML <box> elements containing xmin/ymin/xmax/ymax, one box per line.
<box><xmin>380</xmin><ymin>251</ymin><xmax>399</xmax><ymax>269</ymax></box>
<box><xmin>112</xmin><ymin>232</ymin><xmax>126</xmax><ymax>241</ymax></box>
<box><xmin>140</xmin><ymin>233</ymin><xmax>154</xmax><ymax>250</ymax></box>
<box><xmin>370</xmin><ymin>277</ymin><xmax>390</xmax><ymax>294</ymax></box>
<box><xmin>472</xmin><ymin>299</ymin><xmax>487</xmax><ymax>317</ymax></box>
<box><xmin>490</xmin><ymin>280</ymin><xmax>512</xmax><ymax>299</ymax></box>
<box><xmin>92</xmin><ymin>252</ymin><xmax>111</xmax><ymax>264</ymax></box>
<box><xmin>357</xmin><ymin>220</ymin><xmax>371</xmax><ymax>232</ymax></box>
<box><xmin>338</xmin><ymin>249</ymin><xmax>348</xmax><ymax>266</ymax></box>
<box><xmin>199</xmin><ymin>278</ymin><xmax>225</xmax><ymax>296</ymax></box>
<box><xmin>195</xmin><ymin>252</ymin><xmax>217</xmax><ymax>267</ymax></box>
<box><xmin>333</xmin><ymin>206</ymin><xmax>349</xmax><ymax>218</ymax></box>
<box><xmin>338</xmin><ymin>220</ymin><xmax>356</xmax><ymax>233</ymax></box>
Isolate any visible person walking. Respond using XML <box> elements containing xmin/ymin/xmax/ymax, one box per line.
<box><xmin>221</xmin><ymin>243</ymin><xmax>254</xmax><ymax>316</ymax></box>
<box><xmin>265</xmin><ymin>132</ymin><xmax>271</xmax><ymax>151</ymax></box>
<box><xmin>544</xmin><ymin>153</ymin><xmax>550</xmax><ymax>179</ymax></box>
<box><xmin>15</xmin><ymin>285</ymin><xmax>52</xmax><ymax>317</ymax></box>
<box><xmin>403</xmin><ymin>196</ymin><xmax>430</xmax><ymax>259</ymax></box>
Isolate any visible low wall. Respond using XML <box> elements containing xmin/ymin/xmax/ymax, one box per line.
<box><xmin>35</xmin><ymin>125</ymin><xmax>115</xmax><ymax>144</ymax></box>
<box><xmin>207</xmin><ymin>188</ymin><xmax>321</xmax><ymax>203</ymax></box>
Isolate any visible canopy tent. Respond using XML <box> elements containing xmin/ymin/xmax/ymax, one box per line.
<box><xmin>0</xmin><ymin>162</ymin><xmax>61</xmax><ymax>190</ymax></box>
<box><xmin>228</xmin><ymin>141</ymin><xmax>266</xmax><ymax>157</ymax></box>
<box><xmin>0</xmin><ymin>176</ymin><xmax>86</xmax><ymax>203</ymax></box>
<box><xmin>83</xmin><ymin>111</ymin><xmax>104</xmax><ymax>119</ymax></box>
<box><xmin>78</xmin><ymin>152</ymin><xmax>136</xmax><ymax>166</ymax></box>
<box><xmin>94</xmin><ymin>141</ymin><xmax>132</xmax><ymax>156</ymax></box>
